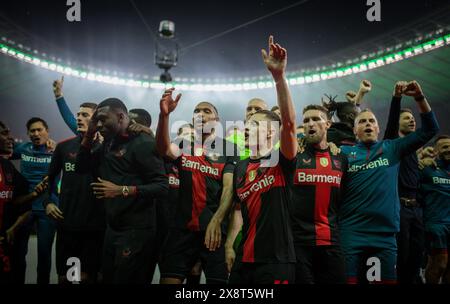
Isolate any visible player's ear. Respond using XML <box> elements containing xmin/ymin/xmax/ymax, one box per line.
<box><xmin>118</xmin><ymin>112</ymin><xmax>127</xmax><ymax>124</ymax></box>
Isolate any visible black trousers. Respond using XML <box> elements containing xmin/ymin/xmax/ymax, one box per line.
<box><xmin>294</xmin><ymin>245</ymin><xmax>346</xmax><ymax>284</ymax></box>
<box><xmin>102</xmin><ymin>227</ymin><xmax>156</xmax><ymax>284</ymax></box>
<box><xmin>396</xmin><ymin>205</ymin><xmax>424</xmax><ymax>284</ymax></box>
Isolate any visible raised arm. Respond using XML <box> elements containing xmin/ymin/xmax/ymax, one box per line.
<box><xmin>393</xmin><ymin>81</ymin><xmax>439</xmax><ymax>157</ymax></box>
<box><xmin>155</xmin><ymin>88</ymin><xmax>182</xmax><ymax>160</ymax></box>
<box><xmin>346</xmin><ymin>79</ymin><xmax>372</xmax><ymax>107</ymax></box>
<box><xmin>404</xmin><ymin>81</ymin><xmax>432</xmax><ymax>114</ymax></box>
<box><xmin>261</xmin><ymin>36</ymin><xmax>297</xmax><ymax>160</ymax></box>
<box><xmin>383</xmin><ymin>81</ymin><xmax>405</xmax><ymax>140</ymax></box>
<box><xmin>53</xmin><ymin>76</ymin><xmax>78</xmax><ymax>134</ymax></box>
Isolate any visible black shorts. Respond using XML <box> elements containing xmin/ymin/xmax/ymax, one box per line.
<box><xmin>56</xmin><ymin>229</ymin><xmax>104</xmax><ymax>276</ymax></box>
<box><xmin>159</xmin><ymin>228</ymin><xmax>227</xmax><ymax>283</ymax></box>
<box><xmin>425</xmin><ymin>224</ymin><xmax>450</xmax><ymax>254</ymax></box>
<box><xmin>229</xmin><ymin>261</ymin><xmax>295</xmax><ymax>284</ymax></box>
<box><xmin>294</xmin><ymin>245</ymin><xmax>346</xmax><ymax>284</ymax></box>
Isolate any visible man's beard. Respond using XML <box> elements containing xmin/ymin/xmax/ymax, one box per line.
<box><xmin>305</xmin><ymin>135</ymin><xmax>321</xmax><ymax>144</ymax></box>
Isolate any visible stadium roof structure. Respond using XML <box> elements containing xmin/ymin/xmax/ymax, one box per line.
<box><xmin>0</xmin><ymin>4</ymin><xmax>449</xmax><ymax>94</ymax></box>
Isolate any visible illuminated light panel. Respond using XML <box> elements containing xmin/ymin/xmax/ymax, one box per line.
<box><xmin>0</xmin><ymin>34</ymin><xmax>448</xmax><ymax>91</ymax></box>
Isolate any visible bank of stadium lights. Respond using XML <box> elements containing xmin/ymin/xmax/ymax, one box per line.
<box><xmin>0</xmin><ymin>34</ymin><xmax>449</xmax><ymax>92</ymax></box>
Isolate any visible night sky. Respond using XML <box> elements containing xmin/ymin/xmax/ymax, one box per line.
<box><xmin>2</xmin><ymin>0</ymin><xmax>447</xmax><ymax>78</ymax></box>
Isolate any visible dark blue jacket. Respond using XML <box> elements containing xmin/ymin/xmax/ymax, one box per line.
<box><xmin>340</xmin><ymin>111</ymin><xmax>439</xmax><ymax>235</ymax></box>
<box><xmin>419</xmin><ymin>159</ymin><xmax>450</xmax><ymax>227</ymax></box>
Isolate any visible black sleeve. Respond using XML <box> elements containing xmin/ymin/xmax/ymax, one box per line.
<box><xmin>134</xmin><ymin>139</ymin><xmax>169</xmax><ymax>200</ymax></box>
<box><xmin>11</xmin><ymin>163</ymin><xmax>31</xmax><ymax>214</ymax></box>
<box><xmin>232</xmin><ymin>162</ymin><xmax>243</xmax><ymax>205</ymax></box>
<box><xmin>12</xmin><ymin>164</ymin><xmax>29</xmax><ymax>199</ymax></box>
<box><xmin>223</xmin><ymin>155</ymin><xmax>239</xmax><ymax>175</ymax></box>
<box><xmin>336</xmin><ymin>154</ymin><xmax>348</xmax><ymax>210</ymax></box>
<box><xmin>75</xmin><ymin>143</ymin><xmax>102</xmax><ymax>174</ymax></box>
<box><xmin>45</xmin><ymin>143</ymin><xmax>63</xmax><ymax>206</ymax></box>
<box><xmin>383</xmin><ymin>96</ymin><xmax>402</xmax><ymax>140</ymax></box>
<box><xmin>279</xmin><ymin>150</ymin><xmax>297</xmax><ymax>180</ymax></box>
<box><xmin>341</xmin><ymin>154</ymin><xmax>349</xmax><ymax>175</ymax></box>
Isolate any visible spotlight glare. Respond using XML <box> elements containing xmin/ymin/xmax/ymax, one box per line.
<box><xmin>0</xmin><ymin>32</ymin><xmax>447</xmax><ymax>92</ymax></box>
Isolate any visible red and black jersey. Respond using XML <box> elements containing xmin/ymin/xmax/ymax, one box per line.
<box><xmin>289</xmin><ymin>145</ymin><xmax>348</xmax><ymax>246</ymax></box>
<box><xmin>174</xmin><ymin>137</ymin><xmax>239</xmax><ymax>232</ymax></box>
<box><xmin>234</xmin><ymin>153</ymin><xmax>296</xmax><ymax>263</ymax></box>
<box><xmin>0</xmin><ymin>158</ymin><xmax>29</xmax><ymax>235</ymax></box>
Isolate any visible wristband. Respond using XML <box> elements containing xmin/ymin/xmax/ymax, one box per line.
<box><xmin>414</xmin><ymin>94</ymin><xmax>425</xmax><ymax>101</ymax></box>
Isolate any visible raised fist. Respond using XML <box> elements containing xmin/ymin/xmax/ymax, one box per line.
<box><xmin>393</xmin><ymin>81</ymin><xmax>408</xmax><ymax>98</ymax></box>
<box><xmin>403</xmin><ymin>81</ymin><xmax>424</xmax><ymax>98</ymax></box>
<box><xmin>360</xmin><ymin>80</ymin><xmax>372</xmax><ymax>93</ymax></box>
<box><xmin>53</xmin><ymin>76</ymin><xmax>64</xmax><ymax>98</ymax></box>
<box><xmin>345</xmin><ymin>91</ymin><xmax>357</xmax><ymax>104</ymax></box>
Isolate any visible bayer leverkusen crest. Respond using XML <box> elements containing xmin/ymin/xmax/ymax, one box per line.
<box><xmin>248</xmin><ymin>170</ymin><xmax>257</xmax><ymax>182</ymax></box>
<box><xmin>320</xmin><ymin>157</ymin><xmax>329</xmax><ymax>167</ymax></box>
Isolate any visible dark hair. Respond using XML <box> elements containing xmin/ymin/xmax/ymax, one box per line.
<box><xmin>177</xmin><ymin>123</ymin><xmax>194</xmax><ymax>135</ymax></box>
<box><xmin>322</xmin><ymin>94</ymin><xmax>359</xmax><ymax>122</ymax></box>
<box><xmin>196</xmin><ymin>102</ymin><xmax>219</xmax><ymax>117</ymax></box>
<box><xmin>271</xmin><ymin>105</ymin><xmax>280</xmax><ymax>112</ymax></box>
<box><xmin>130</xmin><ymin>108</ymin><xmax>152</xmax><ymax>127</ymax></box>
<box><xmin>400</xmin><ymin>108</ymin><xmax>413</xmax><ymax>115</ymax></box>
<box><xmin>0</xmin><ymin>121</ymin><xmax>6</xmax><ymax>130</ymax></box>
<box><xmin>26</xmin><ymin>117</ymin><xmax>48</xmax><ymax>131</ymax></box>
<box><xmin>434</xmin><ymin>134</ymin><xmax>450</xmax><ymax>145</ymax></box>
<box><xmin>97</xmin><ymin>98</ymin><xmax>128</xmax><ymax>113</ymax></box>
<box><xmin>79</xmin><ymin>102</ymin><xmax>97</xmax><ymax>110</ymax></box>
<box><xmin>302</xmin><ymin>104</ymin><xmax>329</xmax><ymax>117</ymax></box>
<box><xmin>251</xmin><ymin>109</ymin><xmax>281</xmax><ymax>124</ymax></box>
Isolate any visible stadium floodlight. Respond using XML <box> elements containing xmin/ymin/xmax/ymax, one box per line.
<box><xmin>0</xmin><ymin>33</ymin><xmax>448</xmax><ymax>91</ymax></box>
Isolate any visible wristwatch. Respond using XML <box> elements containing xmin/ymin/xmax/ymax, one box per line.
<box><xmin>122</xmin><ymin>186</ymin><xmax>130</xmax><ymax>198</ymax></box>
